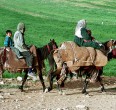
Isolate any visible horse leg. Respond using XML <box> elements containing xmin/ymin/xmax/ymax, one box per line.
<box><xmin>57</xmin><ymin>76</ymin><xmax>67</xmax><ymax>95</ymax></box>
<box><xmin>57</xmin><ymin>83</ymin><xmax>64</xmax><ymax>95</ymax></box>
<box><xmin>19</xmin><ymin>70</ymin><xmax>28</xmax><ymax>92</ymax></box>
<box><xmin>48</xmin><ymin>69</ymin><xmax>61</xmax><ymax>92</ymax></box>
<box><xmin>0</xmin><ymin>66</ymin><xmax>4</xmax><ymax>85</ymax></box>
<box><xmin>37</xmin><ymin>68</ymin><xmax>46</xmax><ymax>92</ymax></box>
<box><xmin>47</xmin><ymin>54</ymin><xmax>57</xmax><ymax>91</ymax></box>
<box><xmin>47</xmin><ymin>66</ymin><xmax>54</xmax><ymax>91</ymax></box>
<box><xmin>97</xmin><ymin>68</ymin><xmax>106</xmax><ymax>92</ymax></box>
<box><xmin>82</xmin><ymin>75</ymin><xmax>89</xmax><ymax>94</ymax></box>
<box><xmin>97</xmin><ymin>75</ymin><xmax>106</xmax><ymax>92</ymax></box>
<box><xmin>100</xmin><ymin>80</ymin><xmax>106</xmax><ymax>92</ymax></box>
<box><xmin>47</xmin><ymin>71</ymin><xmax>57</xmax><ymax>92</ymax></box>
<box><xmin>0</xmin><ymin>66</ymin><xmax>4</xmax><ymax>78</ymax></box>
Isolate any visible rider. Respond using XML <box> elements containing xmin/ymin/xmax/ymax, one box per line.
<box><xmin>13</xmin><ymin>22</ymin><xmax>36</xmax><ymax>78</ymax></box>
<box><xmin>4</xmin><ymin>30</ymin><xmax>13</xmax><ymax>47</ymax></box>
<box><xmin>4</xmin><ymin>30</ymin><xmax>23</xmax><ymax>58</ymax></box>
<box><xmin>74</xmin><ymin>19</ymin><xmax>104</xmax><ymax>50</ymax></box>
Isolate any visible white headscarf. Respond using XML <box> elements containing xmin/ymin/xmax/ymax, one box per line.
<box><xmin>75</xmin><ymin>19</ymin><xmax>86</xmax><ymax>38</ymax></box>
<box><xmin>17</xmin><ymin>22</ymin><xmax>25</xmax><ymax>34</ymax></box>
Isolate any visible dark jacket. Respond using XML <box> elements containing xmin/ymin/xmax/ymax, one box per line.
<box><xmin>74</xmin><ymin>28</ymin><xmax>101</xmax><ymax>49</ymax></box>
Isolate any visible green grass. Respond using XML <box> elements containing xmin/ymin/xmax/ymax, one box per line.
<box><xmin>0</xmin><ymin>0</ymin><xmax>116</xmax><ymax>77</ymax></box>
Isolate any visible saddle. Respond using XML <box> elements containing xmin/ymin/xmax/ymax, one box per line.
<box><xmin>3</xmin><ymin>46</ymin><xmax>39</xmax><ymax>72</ymax></box>
<box><xmin>54</xmin><ymin>41</ymin><xmax>108</xmax><ymax>71</ymax></box>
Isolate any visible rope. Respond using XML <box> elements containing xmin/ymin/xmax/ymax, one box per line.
<box><xmin>69</xmin><ymin>42</ymin><xmax>79</xmax><ymax>62</ymax></box>
<box><xmin>84</xmin><ymin>47</ymin><xmax>96</xmax><ymax>65</ymax></box>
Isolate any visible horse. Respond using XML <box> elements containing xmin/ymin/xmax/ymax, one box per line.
<box><xmin>47</xmin><ymin>39</ymin><xmax>116</xmax><ymax>94</ymax></box>
<box><xmin>0</xmin><ymin>39</ymin><xmax>58</xmax><ymax>92</ymax></box>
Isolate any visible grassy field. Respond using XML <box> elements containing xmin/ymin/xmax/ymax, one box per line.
<box><xmin>0</xmin><ymin>0</ymin><xmax>116</xmax><ymax>77</ymax></box>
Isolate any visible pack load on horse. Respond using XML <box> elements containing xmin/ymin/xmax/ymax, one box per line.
<box><xmin>48</xmin><ymin>19</ymin><xmax>116</xmax><ymax>94</ymax></box>
<box><xmin>47</xmin><ymin>39</ymin><xmax>116</xmax><ymax>94</ymax></box>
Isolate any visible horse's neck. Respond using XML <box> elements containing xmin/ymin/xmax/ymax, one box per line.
<box><xmin>39</xmin><ymin>46</ymin><xmax>49</xmax><ymax>60</ymax></box>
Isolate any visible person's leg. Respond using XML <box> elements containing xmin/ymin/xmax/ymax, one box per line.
<box><xmin>83</xmin><ymin>41</ymin><xmax>101</xmax><ymax>49</ymax></box>
<box><xmin>11</xmin><ymin>47</ymin><xmax>23</xmax><ymax>58</ymax></box>
<box><xmin>21</xmin><ymin>51</ymin><xmax>36</xmax><ymax>78</ymax></box>
<box><xmin>83</xmin><ymin>41</ymin><xmax>106</xmax><ymax>54</ymax></box>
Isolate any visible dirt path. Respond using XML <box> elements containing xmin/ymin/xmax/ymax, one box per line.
<box><xmin>0</xmin><ymin>76</ymin><xmax>116</xmax><ymax>110</ymax></box>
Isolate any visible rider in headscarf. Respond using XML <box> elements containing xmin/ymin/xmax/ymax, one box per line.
<box><xmin>74</xmin><ymin>19</ymin><xmax>102</xmax><ymax>49</ymax></box>
<box><xmin>13</xmin><ymin>22</ymin><xmax>36</xmax><ymax>78</ymax></box>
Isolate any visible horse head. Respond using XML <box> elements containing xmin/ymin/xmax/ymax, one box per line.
<box><xmin>104</xmin><ymin>39</ymin><xmax>116</xmax><ymax>51</ymax></box>
<box><xmin>37</xmin><ymin>39</ymin><xmax>58</xmax><ymax>60</ymax></box>
<box><xmin>47</xmin><ymin>39</ymin><xmax>58</xmax><ymax>52</ymax></box>
<box><xmin>103</xmin><ymin>39</ymin><xmax>116</xmax><ymax>60</ymax></box>
<box><xmin>103</xmin><ymin>39</ymin><xmax>116</xmax><ymax>54</ymax></box>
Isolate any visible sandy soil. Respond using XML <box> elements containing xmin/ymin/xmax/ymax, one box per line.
<box><xmin>0</xmin><ymin>76</ymin><xmax>116</xmax><ymax>110</ymax></box>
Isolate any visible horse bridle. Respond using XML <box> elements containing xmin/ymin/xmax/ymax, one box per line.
<box><xmin>46</xmin><ymin>41</ymin><xmax>57</xmax><ymax>53</ymax></box>
<box><xmin>107</xmin><ymin>40</ymin><xmax>116</xmax><ymax>54</ymax></box>
<box><xmin>46</xmin><ymin>44</ymin><xmax>51</xmax><ymax>53</ymax></box>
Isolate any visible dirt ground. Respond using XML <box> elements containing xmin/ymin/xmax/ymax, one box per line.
<box><xmin>0</xmin><ymin>76</ymin><xmax>116</xmax><ymax>110</ymax></box>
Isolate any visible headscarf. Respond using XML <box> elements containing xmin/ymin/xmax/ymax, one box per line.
<box><xmin>17</xmin><ymin>22</ymin><xmax>25</xmax><ymax>34</ymax></box>
<box><xmin>75</xmin><ymin>19</ymin><xmax>86</xmax><ymax>38</ymax></box>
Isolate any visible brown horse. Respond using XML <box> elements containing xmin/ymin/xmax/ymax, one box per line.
<box><xmin>48</xmin><ymin>39</ymin><xmax>116</xmax><ymax>94</ymax></box>
<box><xmin>0</xmin><ymin>39</ymin><xmax>58</xmax><ymax>92</ymax></box>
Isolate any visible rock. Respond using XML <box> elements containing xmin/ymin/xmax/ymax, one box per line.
<box><xmin>4</xmin><ymin>92</ymin><xmax>11</xmax><ymax>96</ymax></box>
<box><xmin>17</xmin><ymin>76</ymin><xmax>22</xmax><ymax>81</ymax></box>
<box><xmin>32</xmin><ymin>77</ymin><xmax>38</xmax><ymax>81</ymax></box>
<box><xmin>0</xmin><ymin>81</ymin><xmax>4</xmax><ymax>85</ymax></box>
<box><xmin>0</xmin><ymin>95</ymin><xmax>4</xmax><ymax>99</ymax></box>
<box><xmin>76</xmin><ymin>105</ymin><xmax>89</xmax><ymax>110</ymax></box>
<box><xmin>7</xmin><ymin>78</ymin><xmax>13</xmax><ymax>81</ymax></box>
<box><xmin>56</xmin><ymin>108</ymin><xmax>62</xmax><ymax>110</ymax></box>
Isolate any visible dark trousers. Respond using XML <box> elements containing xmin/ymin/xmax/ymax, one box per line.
<box><xmin>21</xmin><ymin>51</ymin><xmax>33</xmax><ymax>67</ymax></box>
<box><xmin>74</xmin><ymin>36</ymin><xmax>101</xmax><ymax>49</ymax></box>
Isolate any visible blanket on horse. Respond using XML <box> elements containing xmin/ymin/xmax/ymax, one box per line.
<box><xmin>53</xmin><ymin>41</ymin><xmax>107</xmax><ymax>71</ymax></box>
<box><xmin>3</xmin><ymin>45</ymin><xmax>39</xmax><ymax>72</ymax></box>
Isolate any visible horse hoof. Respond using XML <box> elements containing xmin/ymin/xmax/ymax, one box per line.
<box><xmin>84</xmin><ymin>92</ymin><xmax>88</xmax><ymax>95</ymax></box>
<box><xmin>19</xmin><ymin>86</ymin><xmax>24</xmax><ymax>92</ymax></box>
<box><xmin>58</xmin><ymin>91</ymin><xmax>65</xmax><ymax>95</ymax></box>
<box><xmin>19</xmin><ymin>86</ymin><xmax>22</xmax><ymax>89</ymax></box>
<box><xmin>62</xmin><ymin>92</ymin><xmax>65</xmax><ymax>95</ymax></box>
<box><xmin>82</xmin><ymin>90</ymin><xmax>88</xmax><ymax>95</ymax></box>
<box><xmin>47</xmin><ymin>87</ymin><xmax>52</xmax><ymax>92</ymax></box>
<box><xmin>59</xmin><ymin>91</ymin><xmax>62</xmax><ymax>95</ymax></box>
<box><xmin>101</xmin><ymin>88</ymin><xmax>106</xmax><ymax>92</ymax></box>
<box><xmin>44</xmin><ymin>88</ymin><xmax>49</xmax><ymax>93</ymax></box>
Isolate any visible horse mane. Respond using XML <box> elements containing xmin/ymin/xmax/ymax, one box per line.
<box><xmin>37</xmin><ymin>39</ymin><xmax>58</xmax><ymax>60</ymax></box>
<box><xmin>37</xmin><ymin>45</ymin><xmax>49</xmax><ymax>60</ymax></box>
<box><xmin>102</xmin><ymin>40</ymin><xmax>110</xmax><ymax>50</ymax></box>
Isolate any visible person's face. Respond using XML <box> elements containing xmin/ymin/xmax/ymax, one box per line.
<box><xmin>6</xmin><ymin>32</ymin><xmax>12</xmax><ymax>37</ymax></box>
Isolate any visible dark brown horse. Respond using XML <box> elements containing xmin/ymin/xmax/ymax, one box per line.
<box><xmin>0</xmin><ymin>39</ymin><xmax>58</xmax><ymax>92</ymax></box>
<box><xmin>47</xmin><ymin>39</ymin><xmax>116</xmax><ymax>94</ymax></box>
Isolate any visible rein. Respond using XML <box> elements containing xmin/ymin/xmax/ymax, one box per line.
<box><xmin>47</xmin><ymin>45</ymin><xmax>51</xmax><ymax>53</ymax></box>
<box><xmin>37</xmin><ymin>39</ymin><xmax>58</xmax><ymax>60</ymax></box>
